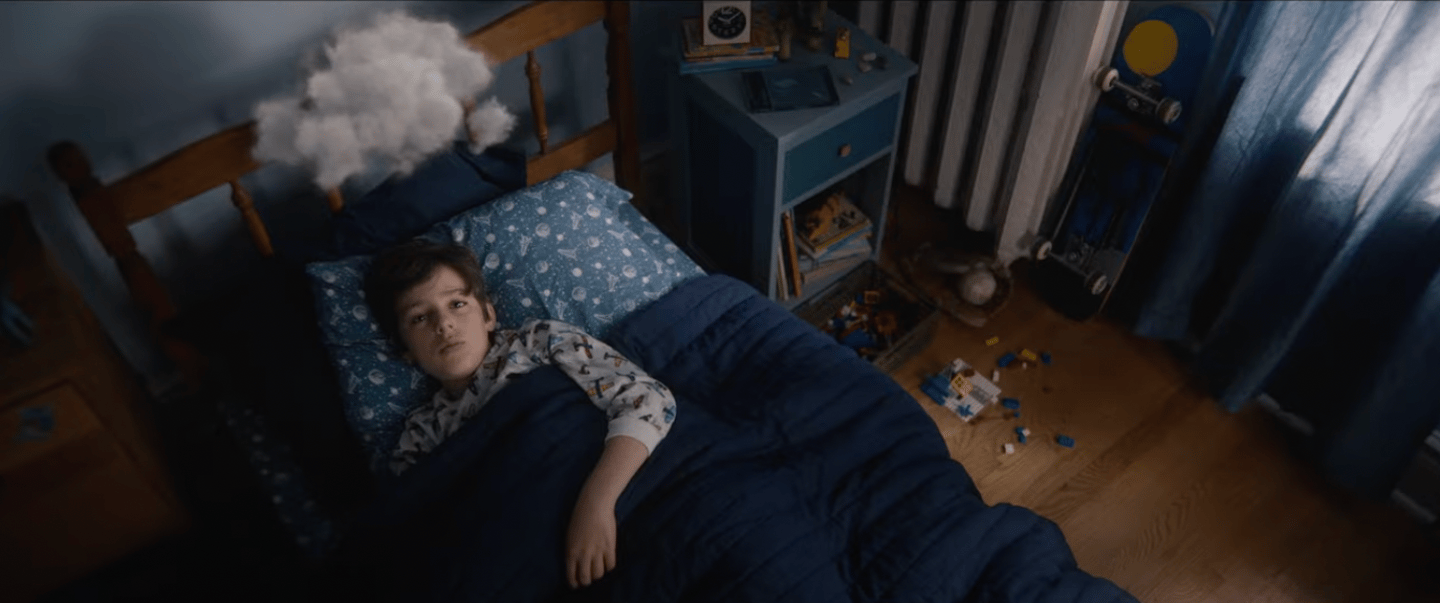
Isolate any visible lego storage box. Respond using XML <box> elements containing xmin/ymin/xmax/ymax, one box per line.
<box><xmin>795</xmin><ymin>261</ymin><xmax>940</xmax><ymax>374</ymax></box>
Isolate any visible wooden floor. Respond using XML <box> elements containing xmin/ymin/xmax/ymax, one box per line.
<box><xmin>882</xmin><ymin>191</ymin><xmax>1440</xmax><ymax>602</ymax></box>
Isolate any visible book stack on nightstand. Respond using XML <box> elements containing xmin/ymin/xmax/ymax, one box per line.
<box><xmin>677</xmin><ymin>10</ymin><xmax>779</xmax><ymax>75</ymax></box>
<box><xmin>672</xmin><ymin>8</ymin><xmax>918</xmax><ymax>309</ymax></box>
<box><xmin>776</xmin><ymin>191</ymin><xmax>873</xmax><ymax>300</ymax></box>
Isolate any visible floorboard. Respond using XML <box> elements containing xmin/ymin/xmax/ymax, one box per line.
<box><xmin>882</xmin><ymin>186</ymin><xmax>1440</xmax><ymax>602</ymax></box>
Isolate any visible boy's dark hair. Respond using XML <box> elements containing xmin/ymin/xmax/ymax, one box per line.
<box><xmin>363</xmin><ymin>239</ymin><xmax>491</xmax><ymax>350</ymax></box>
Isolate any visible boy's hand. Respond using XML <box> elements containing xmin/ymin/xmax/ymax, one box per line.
<box><xmin>565</xmin><ymin>435</ymin><xmax>648</xmax><ymax>589</ymax></box>
<box><xmin>566</xmin><ymin>500</ymin><xmax>617</xmax><ymax>588</ymax></box>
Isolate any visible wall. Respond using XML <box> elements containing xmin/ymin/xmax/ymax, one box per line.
<box><xmin>0</xmin><ymin>0</ymin><xmax>683</xmax><ymax>393</ymax></box>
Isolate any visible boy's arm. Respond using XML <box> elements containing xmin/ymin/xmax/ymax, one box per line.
<box><xmin>536</xmin><ymin>321</ymin><xmax>677</xmax><ymax>588</ymax></box>
<box><xmin>567</xmin><ymin>435</ymin><xmax>648</xmax><ymax>588</ymax></box>
<box><xmin>540</xmin><ymin>321</ymin><xmax>676</xmax><ymax>454</ymax></box>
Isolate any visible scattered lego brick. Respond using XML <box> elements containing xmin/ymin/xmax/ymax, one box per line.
<box><xmin>1020</xmin><ymin>349</ymin><xmax>1039</xmax><ymax>362</ymax></box>
<box><xmin>1011</xmin><ymin>411</ymin><xmax>1020</xmax><ymax>419</ymax></box>
<box><xmin>1001</xmin><ymin>398</ymin><xmax>1020</xmax><ymax>410</ymax></box>
<box><xmin>1040</xmin><ymin>351</ymin><xmax>1053</xmax><ymax>366</ymax></box>
<box><xmin>929</xmin><ymin>358</ymin><xmax>1003</xmax><ymax>423</ymax></box>
<box><xmin>1056</xmin><ymin>434</ymin><xmax>1075</xmax><ymax>448</ymax></box>
<box><xmin>1003</xmin><ymin>443</ymin><xmax>1015</xmax><ymax>454</ymax></box>
<box><xmin>921</xmin><ymin>384</ymin><xmax>949</xmax><ymax>407</ymax></box>
<box><xmin>949</xmin><ymin>372</ymin><xmax>975</xmax><ymax>398</ymax></box>
<box><xmin>1014</xmin><ymin>426</ymin><xmax>1028</xmax><ymax>444</ymax></box>
<box><xmin>924</xmin><ymin>375</ymin><xmax>953</xmax><ymax>395</ymax></box>
<box><xmin>997</xmin><ymin>352</ymin><xmax>1017</xmax><ymax>368</ymax></box>
<box><xmin>991</xmin><ymin>369</ymin><xmax>1000</xmax><ymax>383</ymax></box>
<box><xmin>985</xmin><ymin>336</ymin><xmax>1000</xmax><ymax>347</ymax></box>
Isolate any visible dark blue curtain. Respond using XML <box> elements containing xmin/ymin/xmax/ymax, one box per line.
<box><xmin>1130</xmin><ymin>0</ymin><xmax>1440</xmax><ymax>497</ymax></box>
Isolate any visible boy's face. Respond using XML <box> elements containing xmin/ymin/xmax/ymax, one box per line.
<box><xmin>395</xmin><ymin>264</ymin><xmax>498</xmax><ymax>395</ymax></box>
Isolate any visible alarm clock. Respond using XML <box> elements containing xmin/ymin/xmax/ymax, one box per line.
<box><xmin>702</xmin><ymin>1</ymin><xmax>752</xmax><ymax>46</ymax></box>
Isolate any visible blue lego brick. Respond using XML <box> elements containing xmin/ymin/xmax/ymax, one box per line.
<box><xmin>841</xmin><ymin>329</ymin><xmax>877</xmax><ymax>350</ymax></box>
<box><xmin>1056</xmin><ymin>434</ymin><xmax>1075</xmax><ymax>448</ymax></box>
<box><xmin>1012</xmin><ymin>411</ymin><xmax>1020</xmax><ymax>418</ymax></box>
<box><xmin>1014</xmin><ymin>426</ymin><xmax>1027</xmax><ymax>443</ymax></box>
<box><xmin>921</xmin><ymin>383</ymin><xmax>949</xmax><ymax>406</ymax></box>
<box><xmin>924</xmin><ymin>375</ymin><xmax>954</xmax><ymax>396</ymax></box>
<box><xmin>956</xmin><ymin>404</ymin><xmax>974</xmax><ymax>418</ymax></box>
<box><xmin>1001</xmin><ymin>398</ymin><xmax>1020</xmax><ymax>410</ymax></box>
<box><xmin>1041</xmin><ymin>351</ymin><xmax>1053</xmax><ymax>366</ymax></box>
<box><xmin>997</xmin><ymin>352</ymin><xmax>1017</xmax><ymax>368</ymax></box>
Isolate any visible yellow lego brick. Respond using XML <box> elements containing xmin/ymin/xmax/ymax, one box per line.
<box><xmin>949</xmin><ymin>373</ymin><xmax>974</xmax><ymax>398</ymax></box>
<box><xmin>985</xmin><ymin>336</ymin><xmax>1000</xmax><ymax>347</ymax></box>
<box><xmin>1020</xmin><ymin>349</ymin><xmax>1039</xmax><ymax>362</ymax></box>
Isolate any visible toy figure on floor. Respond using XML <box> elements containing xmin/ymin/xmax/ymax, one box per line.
<box><xmin>364</xmin><ymin>239</ymin><xmax>676</xmax><ymax>589</ymax></box>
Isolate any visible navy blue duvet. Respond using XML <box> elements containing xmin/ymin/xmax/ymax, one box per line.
<box><xmin>329</xmin><ymin>275</ymin><xmax>1137</xmax><ymax>603</ymax></box>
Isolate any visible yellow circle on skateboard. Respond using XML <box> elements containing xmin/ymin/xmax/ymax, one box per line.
<box><xmin>1123</xmin><ymin>20</ymin><xmax>1178</xmax><ymax>77</ymax></box>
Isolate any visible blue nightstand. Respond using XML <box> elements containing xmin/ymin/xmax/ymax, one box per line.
<box><xmin>671</xmin><ymin>9</ymin><xmax>917</xmax><ymax>308</ymax></box>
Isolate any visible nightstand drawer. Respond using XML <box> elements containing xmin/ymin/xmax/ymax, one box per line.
<box><xmin>782</xmin><ymin>93</ymin><xmax>902</xmax><ymax>203</ymax></box>
<box><xmin>0</xmin><ymin>383</ymin><xmax>102</xmax><ymax>474</ymax></box>
<box><xmin>0</xmin><ymin>384</ymin><xmax>175</xmax><ymax>601</ymax></box>
<box><xmin>0</xmin><ymin>433</ymin><xmax>177</xmax><ymax>602</ymax></box>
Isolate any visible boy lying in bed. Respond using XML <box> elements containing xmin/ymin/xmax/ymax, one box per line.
<box><xmin>363</xmin><ymin>239</ymin><xmax>676</xmax><ymax>589</ymax></box>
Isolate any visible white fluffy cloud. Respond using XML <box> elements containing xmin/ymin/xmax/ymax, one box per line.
<box><xmin>253</xmin><ymin>11</ymin><xmax>515</xmax><ymax>190</ymax></box>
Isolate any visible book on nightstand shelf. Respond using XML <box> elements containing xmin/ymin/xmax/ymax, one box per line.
<box><xmin>775</xmin><ymin>247</ymin><xmax>789</xmax><ymax>301</ymax></box>
<box><xmin>780</xmin><ymin>211</ymin><xmax>804</xmax><ymax>297</ymax></box>
<box><xmin>796</xmin><ymin>193</ymin><xmax>872</xmax><ymax>256</ymax></box>
<box><xmin>799</xmin><ymin>232</ymin><xmax>872</xmax><ymax>272</ymax></box>
<box><xmin>794</xmin><ymin>193</ymin><xmax>874</xmax><ymax>286</ymax></box>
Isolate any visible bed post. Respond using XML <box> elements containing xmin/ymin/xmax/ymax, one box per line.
<box><xmin>605</xmin><ymin>0</ymin><xmax>644</xmax><ymax>211</ymax></box>
<box><xmin>46</xmin><ymin>141</ymin><xmax>207</xmax><ymax>395</ymax></box>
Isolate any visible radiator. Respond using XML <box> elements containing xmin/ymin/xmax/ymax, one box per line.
<box><xmin>854</xmin><ymin>0</ymin><xmax>1128</xmax><ymax>265</ymax></box>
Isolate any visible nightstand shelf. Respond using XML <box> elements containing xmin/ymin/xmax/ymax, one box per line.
<box><xmin>671</xmin><ymin>8</ymin><xmax>917</xmax><ymax>309</ymax></box>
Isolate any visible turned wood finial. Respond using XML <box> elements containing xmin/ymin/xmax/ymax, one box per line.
<box><xmin>326</xmin><ymin>187</ymin><xmax>345</xmax><ymax>214</ymax></box>
<box><xmin>229</xmin><ymin>181</ymin><xmax>274</xmax><ymax>257</ymax></box>
<box><xmin>526</xmin><ymin>50</ymin><xmax>550</xmax><ymax>154</ymax></box>
<box><xmin>461</xmin><ymin>97</ymin><xmax>479</xmax><ymax>147</ymax></box>
<box><xmin>47</xmin><ymin>141</ymin><xmax>103</xmax><ymax>198</ymax></box>
<box><xmin>45</xmin><ymin>139</ymin><xmax>206</xmax><ymax>392</ymax></box>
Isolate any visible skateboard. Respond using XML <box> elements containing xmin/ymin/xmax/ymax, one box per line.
<box><xmin>1033</xmin><ymin>5</ymin><xmax>1215</xmax><ymax>320</ymax></box>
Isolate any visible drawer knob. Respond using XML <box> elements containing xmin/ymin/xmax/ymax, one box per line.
<box><xmin>838</xmin><ymin>144</ymin><xmax>852</xmax><ymax>158</ymax></box>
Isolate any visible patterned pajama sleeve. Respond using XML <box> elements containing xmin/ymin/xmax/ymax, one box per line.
<box><xmin>537</xmin><ymin>320</ymin><xmax>677</xmax><ymax>454</ymax></box>
<box><xmin>389</xmin><ymin>320</ymin><xmax>676</xmax><ymax>475</ymax></box>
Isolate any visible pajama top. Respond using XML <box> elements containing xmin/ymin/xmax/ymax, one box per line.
<box><xmin>390</xmin><ymin>319</ymin><xmax>676</xmax><ymax>475</ymax></box>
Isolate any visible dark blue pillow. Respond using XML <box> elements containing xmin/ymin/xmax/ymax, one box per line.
<box><xmin>329</xmin><ymin>142</ymin><xmax>526</xmax><ymax>257</ymax></box>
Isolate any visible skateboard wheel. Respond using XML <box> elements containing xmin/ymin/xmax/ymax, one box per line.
<box><xmin>1157</xmin><ymin>98</ymin><xmax>1182</xmax><ymax>124</ymax></box>
<box><xmin>1093</xmin><ymin>67</ymin><xmax>1119</xmax><ymax>92</ymax></box>
<box><xmin>1086</xmin><ymin>273</ymin><xmax>1109</xmax><ymax>296</ymax></box>
<box><xmin>1033</xmin><ymin>239</ymin><xmax>1052</xmax><ymax>261</ymax></box>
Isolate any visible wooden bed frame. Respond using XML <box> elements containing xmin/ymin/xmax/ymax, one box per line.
<box><xmin>45</xmin><ymin>0</ymin><xmax>641</xmax><ymax>392</ymax></box>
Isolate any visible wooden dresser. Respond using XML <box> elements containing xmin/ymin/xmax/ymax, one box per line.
<box><xmin>0</xmin><ymin>203</ymin><xmax>188</xmax><ymax>602</ymax></box>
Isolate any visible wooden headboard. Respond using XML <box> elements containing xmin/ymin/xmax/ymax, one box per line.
<box><xmin>44</xmin><ymin>0</ymin><xmax>640</xmax><ymax>392</ymax></box>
